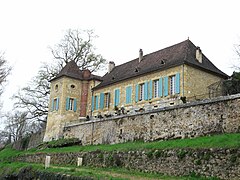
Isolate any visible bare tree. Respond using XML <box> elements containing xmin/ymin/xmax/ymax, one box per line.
<box><xmin>13</xmin><ymin>63</ymin><xmax>59</xmax><ymax>122</ymax></box>
<box><xmin>12</xmin><ymin>29</ymin><xmax>106</xmax><ymax>124</ymax></box>
<box><xmin>0</xmin><ymin>52</ymin><xmax>11</xmax><ymax>95</ymax></box>
<box><xmin>51</xmin><ymin>29</ymin><xmax>106</xmax><ymax>72</ymax></box>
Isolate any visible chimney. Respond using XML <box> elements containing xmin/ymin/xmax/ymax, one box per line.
<box><xmin>139</xmin><ymin>49</ymin><xmax>143</xmax><ymax>62</ymax></box>
<box><xmin>196</xmin><ymin>46</ymin><xmax>202</xmax><ymax>63</ymax></box>
<box><xmin>108</xmin><ymin>61</ymin><xmax>115</xmax><ymax>73</ymax></box>
<box><xmin>82</xmin><ymin>69</ymin><xmax>91</xmax><ymax>78</ymax></box>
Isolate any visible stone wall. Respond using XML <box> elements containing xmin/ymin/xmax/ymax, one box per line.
<box><xmin>63</xmin><ymin>94</ymin><xmax>240</xmax><ymax>145</ymax></box>
<box><xmin>16</xmin><ymin>148</ymin><xmax>240</xmax><ymax>180</ymax></box>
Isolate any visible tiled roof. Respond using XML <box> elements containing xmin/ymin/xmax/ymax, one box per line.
<box><xmin>51</xmin><ymin>61</ymin><xmax>102</xmax><ymax>82</ymax></box>
<box><xmin>94</xmin><ymin>39</ymin><xmax>228</xmax><ymax>90</ymax></box>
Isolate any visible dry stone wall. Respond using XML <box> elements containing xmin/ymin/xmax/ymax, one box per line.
<box><xmin>63</xmin><ymin>94</ymin><xmax>240</xmax><ymax>145</ymax></box>
<box><xmin>16</xmin><ymin>148</ymin><xmax>240</xmax><ymax>180</ymax></box>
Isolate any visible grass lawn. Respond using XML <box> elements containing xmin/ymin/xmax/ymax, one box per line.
<box><xmin>27</xmin><ymin>133</ymin><xmax>240</xmax><ymax>154</ymax></box>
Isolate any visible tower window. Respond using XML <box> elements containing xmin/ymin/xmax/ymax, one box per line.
<box><xmin>55</xmin><ymin>84</ymin><xmax>59</xmax><ymax>91</ymax></box>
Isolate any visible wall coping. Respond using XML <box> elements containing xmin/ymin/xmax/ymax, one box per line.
<box><xmin>64</xmin><ymin>93</ymin><xmax>240</xmax><ymax>128</ymax></box>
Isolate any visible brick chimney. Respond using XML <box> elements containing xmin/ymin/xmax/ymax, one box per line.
<box><xmin>139</xmin><ymin>49</ymin><xmax>143</xmax><ymax>62</ymax></box>
<box><xmin>196</xmin><ymin>46</ymin><xmax>202</xmax><ymax>63</ymax></box>
<box><xmin>82</xmin><ymin>69</ymin><xmax>91</xmax><ymax>78</ymax></box>
<box><xmin>108</xmin><ymin>61</ymin><xmax>115</xmax><ymax>73</ymax></box>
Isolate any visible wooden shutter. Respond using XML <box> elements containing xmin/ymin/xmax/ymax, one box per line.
<box><xmin>135</xmin><ymin>84</ymin><xmax>139</xmax><ymax>102</ymax></box>
<box><xmin>51</xmin><ymin>99</ymin><xmax>54</xmax><ymax>111</ymax></box>
<box><xmin>149</xmin><ymin>80</ymin><xmax>152</xmax><ymax>100</ymax></box>
<box><xmin>175</xmin><ymin>73</ymin><xmax>180</xmax><ymax>94</ymax></box>
<box><xmin>159</xmin><ymin>78</ymin><xmax>163</xmax><ymax>97</ymax></box>
<box><xmin>56</xmin><ymin>97</ymin><xmax>59</xmax><ymax>111</ymax></box>
<box><xmin>100</xmin><ymin>93</ymin><xmax>104</xmax><ymax>109</ymax></box>
<box><xmin>164</xmin><ymin>76</ymin><xmax>168</xmax><ymax>96</ymax></box>
<box><xmin>91</xmin><ymin>96</ymin><xmax>95</xmax><ymax>111</ymax></box>
<box><xmin>114</xmin><ymin>89</ymin><xmax>120</xmax><ymax>106</ymax></box>
<box><xmin>126</xmin><ymin>86</ymin><xmax>132</xmax><ymax>104</ymax></box>
<box><xmin>65</xmin><ymin>97</ymin><xmax>70</xmax><ymax>110</ymax></box>
<box><xmin>144</xmin><ymin>81</ymin><xmax>148</xmax><ymax>100</ymax></box>
<box><xmin>73</xmin><ymin>98</ymin><xmax>77</xmax><ymax>112</ymax></box>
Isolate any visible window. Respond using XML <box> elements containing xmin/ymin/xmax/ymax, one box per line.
<box><xmin>69</xmin><ymin>98</ymin><xmax>74</xmax><ymax>110</ymax></box>
<box><xmin>170</xmin><ymin>75</ymin><xmax>175</xmax><ymax>95</ymax></box>
<box><xmin>139</xmin><ymin>83</ymin><xmax>144</xmax><ymax>101</ymax></box>
<box><xmin>104</xmin><ymin>93</ymin><xmax>110</xmax><ymax>108</ymax></box>
<box><xmin>153</xmin><ymin>80</ymin><xmax>159</xmax><ymax>98</ymax></box>
<box><xmin>52</xmin><ymin>98</ymin><xmax>59</xmax><ymax>111</ymax></box>
<box><xmin>66</xmin><ymin>97</ymin><xmax>77</xmax><ymax>112</ymax></box>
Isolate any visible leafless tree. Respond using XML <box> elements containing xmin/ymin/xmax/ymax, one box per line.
<box><xmin>51</xmin><ymin>29</ymin><xmax>106</xmax><ymax>72</ymax></box>
<box><xmin>12</xmin><ymin>29</ymin><xmax>106</xmax><ymax>124</ymax></box>
<box><xmin>0</xmin><ymin>52</ymin><xmax>11</xmax><ymax>95</ymax></box>
<box><xmin>4</xmin><ymin>111</ymin><xmax>43</xmax><ymax>142</ymax></box>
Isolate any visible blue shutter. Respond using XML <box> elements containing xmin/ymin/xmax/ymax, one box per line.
<box><xmin>100</xmin><ymin>93</ymin><xmax>104</xmax><ymax>109</ymax></box>
<box><xmin>73</xmin><ymin>98</ymin><xmax>77</xmax><ymax>112</ymax></box>
<box><xmin>149</xmin><ymin>80</ymin><xmax>152</xmax><ymax>100</ymax></box>
<box><xmin>114</xmin><ymin>89</ymin><xmax>120</xmax><ymax>106</ymax></box>
<box><xmin>51</xmin><ymin>99</ymin><xmax>54</xmax><ymax>111</ymax></box>
<box><xmin>135</xmin><ymin>84</ymin><xmax>139</xmax><ymax>102</ymax></box>
<box><xmin>95</xmin><ymin>96</ymin><xmax>99</xmax><ymax>110</ymax></box>
<box><xmin>159</xmin><ymin>78</ymin><xmax>163</xmax><ymax>97</ymax></box>
<box><xmin>91</xmin><ymin>96</ymin><xmax>95</xmax><ymax>111</ymax></box>
<box><xmin>144</xmin><ymin>81</ymin><xmax>148</xmax><ymax>100</ymax></box>
<box><xmin>56</xmin><ymin>97</ymin><xmax>59</xmax><ymax>111</ymax></box>
<box><xmin>66</xmin><ymin>97</ymin><xmax>70</xmax><ymax>110</ymax></box>
<box><xmin>126</xmin><ymin>86</ymin><xmax>132</xmax><ymax>104</ymax></box>
<box><xmin>164</xmin><ymin>77</ymin><xmax>168</xmax><ymax>96</ymax></box>
<box><xmin>175</xmin><ymin>73</ymin><xmax>180</xmax><ymax>94</ymax></box>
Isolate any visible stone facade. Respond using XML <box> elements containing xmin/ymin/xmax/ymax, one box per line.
<box><xmin>16</xmin><ymin>148</ymin><xmax>240</xmax><ymax>180</ymax></box>
<box><xmin>64</xmin><ymin>94</ymin><xmax>240</xmax><ymax>145</ymax></box>
<box><xmin>91</xmin><ymin>64</ymin><xmax>224</xmax><ymax>117</ymax></box>
<box><xmin>44</xmin><ymin>40</ymin><xmax>228</xmax><ymax>142</ymax></box>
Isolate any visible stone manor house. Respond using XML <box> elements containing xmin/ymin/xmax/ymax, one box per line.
<box><xmin>43</xmin><ymin>39</ymin><xmax>228</xmax><ymax>142</ymax></box>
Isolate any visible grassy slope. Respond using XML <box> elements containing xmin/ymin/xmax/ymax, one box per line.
<box><xmin>28</xmin><ymin>133</ymin><xmax>240</xmax><ymax>154</ymax></box>
<box><xmin>1</xmin><ymin>133</ymin><xmax>239</xmax><ymax>180</ymax></box>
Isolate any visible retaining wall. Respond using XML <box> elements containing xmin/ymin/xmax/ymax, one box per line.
<box><xmin>63</xmin><ymin>94</ymin><xmax>240</xmax><ymax>145</ymax></box>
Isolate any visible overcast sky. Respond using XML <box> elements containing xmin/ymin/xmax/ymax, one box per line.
<box><xmin>0</xmin><ymin>0</ymin><xmax>240</xmax><ymax>113</ymax></box>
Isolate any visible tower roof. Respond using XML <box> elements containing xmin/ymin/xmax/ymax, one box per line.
<box><xmin>50</xmin><ymin>61</ymin><xmax>102</xmax><ymax>82</ymax></box>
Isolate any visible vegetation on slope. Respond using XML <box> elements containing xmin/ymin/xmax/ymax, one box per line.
<box><xmin>29</xmin><ymin>133</ymin><xmax>240</xmax><ymax>154</ymax></box>
<box><xmin>1</xmin><ymin>133</ymin><xmax>239</xmax><ymax>179</ymax></box>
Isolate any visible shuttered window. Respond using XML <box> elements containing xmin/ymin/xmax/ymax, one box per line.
<box><xmin>51</xmin><ymin>97</ymin><xmax>59</xmax><ymax>111</ymax></box>
<box><xmin>139</xmin><ymin>83</ymin><xmax>144</xmax><ymax>101</ymax></box>
<box><xmin>66</xmin><ymin>97</ymin><xmax>77</xmax><ymax>112</ymax></box>
<box><xmin>153</xmin><ymin>80</ymin><xmax>159</xmax><ymax>98</ymax></box>
<box><xmin>104</xmin><ymin>93</ymin><xmax>110</xmax><ymax>108</ymax></box>
<box><xmin>126</xmin><ymin>86</ymin><xmax>132</xmax><ymax>104</ymax></box>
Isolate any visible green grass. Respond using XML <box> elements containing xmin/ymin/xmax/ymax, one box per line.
<box><xmin>27</xmin><ymin>133</ymin><xmax>240</xmax><ymax>154</ymax></box>
<box><xmin>0</xmin><ymin>161</ymin><xmax>219</xmax><ymax>180</ymax></box>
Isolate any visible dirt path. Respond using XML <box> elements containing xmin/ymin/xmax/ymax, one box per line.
<box><xmin>50</xmin><ymin>165</ymin><xmax>166</xmax><ymax>180</ymax></box>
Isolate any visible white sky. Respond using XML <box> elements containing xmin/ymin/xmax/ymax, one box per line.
<box><xmin>0</xmin><ymin>0</ymin><xmax>240</xmax><ymax>113</ymax></box>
